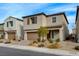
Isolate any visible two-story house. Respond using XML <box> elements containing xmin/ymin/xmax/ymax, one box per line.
<box><xmin>75</xmin><ymin>6</ymin><xmax>79</xmax><ymax>42</ymax></box>
<box><xmin>0</xmin><ymin>23</ymin><xmax>4</xmax><ymax>39</ymax></box>
<box><xmin>23</xmin><ymin>12</ymin><xmax>69</xmax><ymax>42</ymax></box>
<box><xmin>4</xmin><ymin>16</ymin><xmax>23</xmax><ymax>42</ymax></box>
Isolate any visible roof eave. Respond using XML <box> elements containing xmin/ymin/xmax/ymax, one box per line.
<box><xmin>22</xmin><ymin>12</ymin><xmax>46</xmax><ymax>18</ymax></box>
<box><xmin>75</xmin><ymin>6</ymin><xmax>79</xmax><ymax>24</ymax></box>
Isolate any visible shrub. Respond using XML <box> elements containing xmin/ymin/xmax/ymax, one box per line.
<box><xmin>56</xmin><ymin>39</ymin><xmax>60</xmax><ymax>42</ymax></box>
<box><xmin>38</xmin><ymin>43</ymin><xmax>44</xmax><ymax>47</ymax></box>
<box><xmin>13</xmin><ymin>38</ymin><xmax>16</xmax><ymax>40</ymax></box>
<box><xmin>32</xmin><ymin>43</ymin><xmax>38</xmax><ymax>47</ymax></box>
<box><xmin>54</xmin><ymin>42</ymin><xmax>61</xmax><ymax>48</ymax></box>
<box><xmin>41</xmin><ymin>39</ymin><xmax>45</xmax><ymax>42</ymax></box>
<box><xmin>4</xmin><ymin>42</ymin><xmax>11</xmax><ymax>44</ymax></box>
<box><xmin>75</xmin><ymin>46</ymin><xmax>79</xmax><ymax>50</ymax></box>
<box><xmin>48</xmin><ymin>39</ymin><xmax>53</xmax><ymax>43</ymax></box>
<box><xmin>0</xmin><ymin>41</ymin><xmax>3</xmax><ymax>43</ymax></box>
<box><xmin>32</xmin><ymin>40</ymin><xmax>38</xmax><ymax>44</ymax></box>
<box><xmin>28</xmin><ymin>40</ymin><xmax>38</xmax><ymax>46</ymax></box>
<box><xmin>37</xmin><ymin>38</ymin><xmax>40</xmax><ymax>42</ymax></box>
<box><xmin>28</xmin><ymin>40</ymin><xmax>38</xmax><ymax>47</ymax></box>
<box><xmin>47</xmin><ymin>42</ymin><xmax>61</xmax><ymax>49</ymax></box>
<box><xmin>47</xmin><ymin>44</ymin><xmax>57</xmax><ymax>49</ymax></box>
<box><xmin>18</xmin><ymin>40</ymin><xmax>21</xmax><ymax>41</ymax></box>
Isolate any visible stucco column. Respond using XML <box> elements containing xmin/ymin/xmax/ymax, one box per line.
<box><xmin>50</xmin><ymin>30</ymin><xmax>52</xmax><ymax>40</ymax></box>
<box><xmin>24</xmin><ymin>31</ymin><xmax>27</xmax><ymax>40</ymax></box>
<box><xmin>77</xmin><ymin>34</ymin><xmax>79</xmax><ymax>42</ymax></box>
<box><xmin>59</xmin><ymin>28</ymin><xmax>64</xmax><ymax>41</ymax></box>
<box><xmin>4</xmin><ymin>32</ymin><xmax>8</xmax><ymax>42</ymax></box>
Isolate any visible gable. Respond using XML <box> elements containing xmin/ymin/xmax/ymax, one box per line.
<box><xmin>4</xmin><ymin>16</ymin><xmax>16</xmax><ymax>22</ymax></box>
<box><xmin>47</xmin><ymin>13</ymin><xmax>68</xmax><ymax>24</ymax></box>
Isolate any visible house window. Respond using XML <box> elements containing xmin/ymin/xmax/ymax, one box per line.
<box><xmin>27</xmin><ymin>18</ymin><xmax>30</xmax><ymax>25</ymax></box>
<box><xmin>52</xmin><ymin>31</ymin><xmax>54</xmax><ymax>38</ymax></box>
<box><xmin>52</xmin><ymin>17</ymin><xmax>56</xmax><ymax>23</ymax></box>
<box><xmin>31</xmin><ymin>16</ymin><xmax>37</xmax><ymax>24</ymax></box>
<box><xmin>9</xmin><ymin>21</ymin><xmax>13</xmax><ymax>27</ymax></box>
<box><xmin>7</xmin><ymin>22</ymin><xmax>8</xmax><ymax>27</ymax></box>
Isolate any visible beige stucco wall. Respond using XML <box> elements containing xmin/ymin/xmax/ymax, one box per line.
<box><xmin>76</xmin><ymin>20</ymin><xmax>79</xmax><ymax>33</ymax></box>
<box><xmin>16</xmin><ymin>20</ymin><xmax>23</xmax><ymax>40</ymax></box>
<box><xmin>23</xmin><ymin>15</ymin><xmax>46</xmax><ymax>30</ymax></box>
<box><xmin>0</xmin><ymin>24</ymin><xmax>4</xmax><ymax>39</ymax></box>
<box><xmin>24</xmin><ymin>14</ymin><xmax>68</xmax><ymax>30</ymax></box>
<box><xmin>47</xmin><ymin>15</ymin><xmax>67</xmax><ymax>27</ymax></box>
<box><xmin>76</xmin><ymin>11</ymin><xmax>79</xmax><ymax>42</ymax></box>
<box><xmin>41</xmin><ymin>15</ymin><xmax>47</xmax><ymax>26</ymax></box>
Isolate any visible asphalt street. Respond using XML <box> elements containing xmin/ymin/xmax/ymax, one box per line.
<box><xmin>0</xmin><ymin>47</ymin><xmax>58</xmax><ymax>56</ymax></box>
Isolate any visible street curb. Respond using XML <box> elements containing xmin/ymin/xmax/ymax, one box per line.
<box><xmin>0</xmin><ymin>43</ymin><xmax>78</xmax><ymax>56</ymax></box>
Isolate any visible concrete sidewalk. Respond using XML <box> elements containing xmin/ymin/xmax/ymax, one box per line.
<box><xmin>0</xmin><ymin>43</ymin><xmax>79</xmax><ymax>56</ymax></box>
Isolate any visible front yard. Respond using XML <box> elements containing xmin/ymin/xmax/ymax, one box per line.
<box><xmin>0</xmin><ymin>38</ymin><xmax>79</xmax><ymax>53</ymax></box>
<box><xmin>27</xmin><ymin>40</ymin><xmax>79</xmax><ymax>52</ymax></box>
<box><xmin>60</xmin><ymin>41</ymin><xmax>79</xmax><ymax>52</ymax></box>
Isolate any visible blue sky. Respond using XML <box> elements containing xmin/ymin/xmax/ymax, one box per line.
<box><xmin>0</xmin><ymin>3</ymin><xmax>79</xmax><ymax>33</ymax></box>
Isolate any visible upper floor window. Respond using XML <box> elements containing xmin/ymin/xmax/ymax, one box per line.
<box><xmin>52</xmin><ymin>17</ymin><xmax>56</xmax><ymax>23</ymax></box>
<box><xmin>7</xmin><ymin>21</ymin><xmax>13</xmax><ymax>27</ymax></box>
<box><xmin>7</xmin><ymin>22</ymin><xmax>8</xmax><ymax>27</ymax></box>
<box><xmin>31</xmin><ymin>16</ymin><xmax>37</xmax><ymax>24</ymax></box>
<box><xmin>27</xmin><ymin>18</ymin><xmax>30</xmax><ymax>25</ymax></box>
<box><xmin>9</xmin><ymin>21</ymin><xmax>13</xmax><ymax>27</ymax></box>
<box><xmin>27</xmin><ymin>16</ymin><xmax>37</xmax><ymax>25</ymax></box>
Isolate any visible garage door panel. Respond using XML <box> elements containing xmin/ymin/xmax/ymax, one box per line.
<box><xmin>27</xmin><ymin>32</ymin><xmax>38</xmax><ymax>40</ymax></box>
<box><xmin>8</xmin><ymin>32</ymin><xmax>16</xmax><ymax>40</ymax></box>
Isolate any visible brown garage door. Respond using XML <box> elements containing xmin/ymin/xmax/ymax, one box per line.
<box><xmin>8</xmin><ymin>32</ymin><xmax>16</xmax><ymax>41</ymax></box>
<box><xmin>27</xmin><ymin>32</ymin><xmax>38</xmax><ymax>40</ymax></box>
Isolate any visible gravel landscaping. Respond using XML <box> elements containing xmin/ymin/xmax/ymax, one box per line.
<box><xmin>59</xmin><ymin>41</ymin><xmax>79</xmax><ymax>52</ymax></box>
<box><xmin>2</xmin><ymin>39</ymin><xmax>79</xmax><ymax>52</ymax></box>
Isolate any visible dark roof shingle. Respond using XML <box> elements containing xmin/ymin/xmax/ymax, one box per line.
<box><xmin>22</xmin><ymin>12</ymin><xmax>69</xmax><ymax>24</ymax></box>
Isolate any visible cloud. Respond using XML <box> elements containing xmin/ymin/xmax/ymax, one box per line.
<box><xmin>50</xmin><ymin>7</ymin><xmax>76</xmax><ymax>12</ymax></box>
<box><xmin>67</xmin><ymin>15</ymin><xmax>76</xmax><ymax>30</ymax></box>
<box><xmin>67</xmin><ymin>15</ymin><xmax>76</xmax><ymax>23</ymax></box>
<box><xmin>0</xmin><ymin>3</ymin><xmax>47</xmax><ymax>11</ymax></box>
<box><xmin>44</xmin><ymin>3</ymin><xmax>79</xmax><ymax>14</ymax></box>
<box><xmin>0</xmin><ymin>3</ymin><xmax>48</xmax><ymax>23</ymax></box>
<box><xmin>45</xmin><ymin>7</ymin><xmax>76</xmax><ymax>14</ymax></box>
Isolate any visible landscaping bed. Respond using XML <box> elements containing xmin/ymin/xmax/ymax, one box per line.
<box><xmin>28</xmin><ymin>38</ymin><xmax>61</xmax><ymax>49</ymax></box>
<box><xmin>28</xmin><ymin>40</ymin><xmax>79</xmax><ymax>52</ymax></box>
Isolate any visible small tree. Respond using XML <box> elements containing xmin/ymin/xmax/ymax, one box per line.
<box><xmin>37</xmin><ymin>26</ymin><xmax>49</xmax><ymax>42</ymax></box>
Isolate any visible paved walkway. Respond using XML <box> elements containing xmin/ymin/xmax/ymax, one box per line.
<box><xmin>0</xmin><ymin>43</ymin><xmax>79</xmax><ymax>56</ymax></box>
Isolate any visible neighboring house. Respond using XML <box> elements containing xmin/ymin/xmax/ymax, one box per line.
<box><xmin>75</xmin><ymin>6</ymin><xmax>79</xmax><ymax>42</ymax></box>
<box><xmin>0</xmin><ymin>23</ymin><xmax>4</xmax><ymax>39</ymax></box>
<box><xmin>71</xmin><ymin>28</ymin><xmax>76</xmax><ymax>41</ymax></box>
<box><xmin>23</xmin><ymin>12</ymin><xmax>69</xmax><ymax>42</ymax></box>
<box><xmin>4</xmin><ymin>16</ymin><xmax>23</xmax><ymax>42</ymax></box>
<box><xmin>72</xmin><ymin>28</ymin><xmax>76</xmax><ymax>35</ymax></box>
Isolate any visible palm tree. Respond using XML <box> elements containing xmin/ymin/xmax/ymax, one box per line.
<box><xmin>37</xmin><ymin>26</ymin><xmax>49</xmax><ymax>42</ymax></box>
